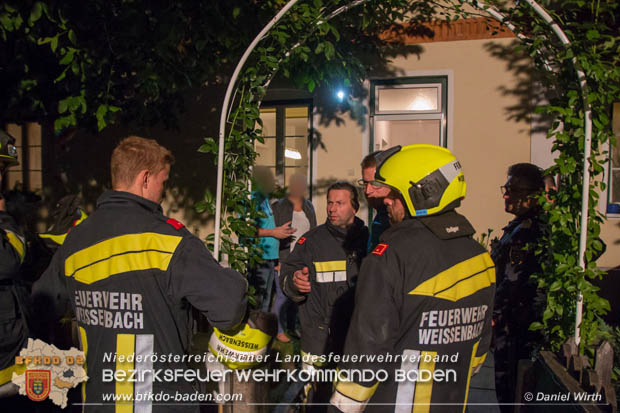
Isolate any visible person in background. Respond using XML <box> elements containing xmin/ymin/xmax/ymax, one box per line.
<box><xmin>0</xmin><ymin>130</ymin><xmax>33</xmax><ymax>408</ymax></box>
<box><xmin>281</xmin><ymin>182</ymin><xmax>368</xmax><ymax>410</ymax></box>
<box><xmin>543</xmin><ymin>173</ymin><xmax>557</xmax><ymax>202</ymax></box>
<box><xmin>492</xmin><ymin>163</ymin><xmax>547</xmax><ymax>410</ymax></box>
<box><xmin>251</xmin><ymin>166</ymin><xmax>296</xmax><ymax>312</ymax></box>
<box><xmin>271</xmin><ymin>173</ymin><xmax>317</xmax><ymax>342</ymax></box>
<box><xmin>358</xmin><ymin>151</ymin><xmax>391</xmax><ymax>252</ymax></box>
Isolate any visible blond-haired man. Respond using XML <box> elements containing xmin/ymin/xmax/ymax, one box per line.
<box><xmin>34</xmin><ymin>136</ymin><xmax>247</xmax><ymax>412</ymax></box>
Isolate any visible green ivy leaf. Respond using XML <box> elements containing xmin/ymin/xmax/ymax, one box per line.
<box><xmin>68</xmin><ymin>29</ymin><xmax>76</xmax><ymax>45</ymax></box>
<box><xmin>29</xmin><ymin>2</ymin><xmax>43</xmax><ymax>26</ymax></box>
<box><xmin>529</xmin><ymin>322</ymin><xmax>544</xmax><ymax>331</ymax></box>
<box><xmin>50</xmin><ymin>35</ymin><xmax>58</xmax><ymax>52</ymax></box>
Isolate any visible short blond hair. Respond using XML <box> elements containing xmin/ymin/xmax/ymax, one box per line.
<box><xmin>111</xmin><ymin>136</ymin><xmax>174</xmax><ymax>188</ymax></box>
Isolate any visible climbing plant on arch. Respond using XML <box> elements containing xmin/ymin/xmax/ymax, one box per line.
<box><xmin>201</xmin><ymin>0</ymin><xmax>619</xmax><ymax>357</ymax></box>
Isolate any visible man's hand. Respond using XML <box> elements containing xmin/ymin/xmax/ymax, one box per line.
<box><xmin>293</xmin><ymin>267</ymin><xmax>311</xmax><ymax>293</ymax></box>
<box><xmin>270</xmin><ymin>221</ymin><xmax>297</xmax><ymax>239</ymax></box>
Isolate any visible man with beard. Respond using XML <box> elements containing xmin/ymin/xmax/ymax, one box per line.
<box><xmin>330</xmin><ymin>145</ymin><xmax>495</xmax><ymax>413</ymax></box>
<box><xmin>358</xmin><ymin>152</ymin><xmax>391</xmax><ymax>252</ymax></box>
<box><xmin>280</xmin><ymin>181</ymin><xmax>368</xmax><ymax>410</ymax></box>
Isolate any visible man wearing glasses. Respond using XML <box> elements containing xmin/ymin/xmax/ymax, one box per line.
<box><xmin>358</xmin><ymin>152</ymin><xmax>391</xmax><ymax>252</ymax></box>
<box><xmin>492</xmin><ymin>163</ymin><xmax>547</xmax><ymax>410</ymax></box>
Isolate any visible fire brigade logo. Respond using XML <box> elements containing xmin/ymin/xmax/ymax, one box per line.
<box><xmin>12</xmin><ymin>338</ymin><xmax>88</xmax><ymax>408</ymax></box>
<box><xmin>25</xmin><ymin>370</ymin><xmax>51</xmax><ymax>402</ymax></box>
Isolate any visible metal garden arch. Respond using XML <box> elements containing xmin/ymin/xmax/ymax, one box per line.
<box><xmin>213</xmin><ymin>0</ymin><xmax>593</xmax><ymax>345</ymax></box>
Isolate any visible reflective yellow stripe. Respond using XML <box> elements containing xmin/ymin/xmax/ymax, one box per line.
<box><xmin>408</xmin><ymin>253</ymin><xmax>495</xmax><ymax>302</ymax></box>
<box><xmin>313</xmin><ymin>260</ymin><xmax>346</xmax><ymax>272</ymax></box>
<box><xmin>472</xmin><ymin>352</ymin><xmax>487</xmax><ymax>371</ymax></box>
<box><xmin>413</xmin><ymin>351</ymin><xmax>436</xmax><ymax>413</ymax></box>
<box><xmin>0</xmin><ymin>362</ymin><xmax>27</xmax><ymax>385</ymax></box>
<box><xmin>65</xmin><ymin>232</ymin><xmax>182</xmax><ymax>284</ymax></box>
<box><xmin>462</xmin><ymin>341</ymin><xmax>480</xmax><ymax>413</ymax></box>
<box><xmin>0</xmin><ymin>154</ymin><xmax>17</xmax><ymax>163</ymax></box>
<box><xmin>39</xmin><ymin>210</ymin><xmax>88</xmax><ymax>246</ymax></box>
<box><xmin>335</xmin><ymin>377</ymin><xmax>379</xmax><ymax>403</ymax></box>
<box><xmin>5</xmin><ymin>230</ymin><xmax>25</xmax><ymax>263</ymax></box>
<box><xmin>116</xmin><ymin>334</ymin><xmax>135</xmax><ymax>413</ymax></box>
<box><xmin>39</xmin><ymin>232</ymin><xmax>68</xmax><ymax>245</ymax></box>
<box><xmin>79</xmin><ymin>327</ymin><xmax>88</xmax><ymax>403</ymax></box>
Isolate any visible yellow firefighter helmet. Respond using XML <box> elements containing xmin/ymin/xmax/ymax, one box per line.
<box><xmin>374</xmin><ymin>144</ymin><xmax>466</xmax><ymax>217</ymax></box>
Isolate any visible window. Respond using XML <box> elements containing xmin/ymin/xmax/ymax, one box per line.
<box><xmin>608</xmin><ymin>102</ymin><xmax>620</xmax><ymax>215</ymax></box>
<box><xmin>370</xmin><ymin>76</ymin><xmax>448</xmax><ymax>150</ymax></box>
<box><xmin>2</xmin><ymin>122</ymin><xmax>43</xmax><ymax>193</ymax></box>
<box><xmin>255</xmin><ymin>103</ymin><xmax>312</xmax><ymax>192</ymax></box>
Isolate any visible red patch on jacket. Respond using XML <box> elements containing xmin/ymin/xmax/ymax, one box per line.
<box><xmin>372</xmin><ymin>243</ymin><xmax>389</xmax><ymax>256</ymax></box>
<box><xmin>166</xmin><ymin>218</ymin><xmax>185</xmax><ymax>230</ymax></box>
<box><xmin>297</xmin><ymin>236</ymin><xmax>307</xmax><ymax>245</ymax></box>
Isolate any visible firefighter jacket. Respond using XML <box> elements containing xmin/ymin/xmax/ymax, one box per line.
<box><xmin>280</xmin><ymin>217</ymin><xmax>368</xmax><ymax>363</ymax></box>
<box><xmin>0</xmin><ymin>210</ymin><xmax>31</xmax><ymax>385</ymax></box>
<box><xmin>33</xmin><ymin>190</ymin><xmax>247</xmax><ymax>412</ymax></box>
<box><xmin>330</xmin><ymin>211</ymin><xmax>496</xmax><ymax>413</ymax></box>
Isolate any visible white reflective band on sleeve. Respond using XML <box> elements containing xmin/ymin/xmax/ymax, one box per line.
<box><xmin>208</xmin><ymin>332</ymin><xmax>268</xmax><ymax>362</ymax></box>
<box><xmin>317</xmin><ymin>271</ymin><xmax>347</xmax><ymax>283</ymax></box>
<box><xmin>330</xmin><ymin>390</ymin><xmax>369</xmax><ymax>413</ymax></box>
<box><xmin>394</xmin><ymin>349</ymin><xmax>421</xmax><ymax>413</ymax></box>
<box><xmin>334</xmin><ymin>271</ymin><xmax>346</xmax><ymax>282</ymax></box>
<box><xmin>439</xmin><ymin>160</ymin><xmax>462</xmax><ymax>184</ymax></box>
<box><xmin>302</xmin><ymin>362</ymin><xmax>317</xmax><ymax>373</ymax></box>
<box><xmin>317</xmin><ymin>272</ymin><xmax>333</xmax><ymax>283</ymax></box>
<box><xmin>135</xmin><ymin>334</ymin><xmax>154</xmax><ymax>413</ymax></box>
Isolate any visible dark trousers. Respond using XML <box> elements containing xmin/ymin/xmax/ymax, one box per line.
<box><xmin>466</xmin><ymin>351</ymin><xmax>500</xmax><ymax>413</ymax></box>
<box><xmin>271</xmin><ymin>272</ymin><xmax>297</xmax><ymax>335</ymax></box>
<box><xmin>249</xmin><ymin>260</ymin><xmax>276</xmax><ymax>312</ymax></box>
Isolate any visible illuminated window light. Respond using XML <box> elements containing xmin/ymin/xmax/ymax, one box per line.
<box><xmin>408</xmin><ymin>96</ymin><xmax>435</xmax><ymax>111</ymax></box>
<box><xmin>285</xmin><ymin>148</ymin><xmax>302</xmax><ymax>160</ymax></box>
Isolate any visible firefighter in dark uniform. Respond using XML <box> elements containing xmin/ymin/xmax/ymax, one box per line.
<box><xmin>0</xmin><ymin>130</ymin><xmax>31</xmax><ymax>397</ymax></box>
<box><xmin>330</xmin><ymin>144</ymin><xmax>496</xmax><ymax>413</ymax></box>
<box><xmin>280</xmin><ymin>181</ymin><xmax>368</xmax><ymax>409</ymax></box>
<box><xmin>33</xmin><ymin>136</ymin><xmax>247</xmax><ymax>413</ymax></box>
<box><xmin>491</xmin><ymin>163</ymin><xmax>547</xmax><ymax>410</ymax></box>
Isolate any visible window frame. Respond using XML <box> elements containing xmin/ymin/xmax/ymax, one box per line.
<box><xmin>2</xmin><ymin>122</ymin><xmax>44</xmax><ymax>193</ymax></box>
<box><xmin>370</xmin><ymin>76</ymin><xmax>449</xmax><ymax>150</ymax></box>
<box><xmin>602</xmin><ymin>102</ymin><xmax>620</xmax><ymax>218</ymax></box>
<box><xmin>256</xmin><ymin>99</ymin><xmax>314</xmax><ymax>199</ymax></box>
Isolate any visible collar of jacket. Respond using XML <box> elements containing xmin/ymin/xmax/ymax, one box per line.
<box><xmin>503</xmin><ymin>208</ymin><xmax>541</xmax><ymax>232</ymax></box>
<box><xmin>401</xmin><ymin>210</ymin><xmax>475</xmax><ymax>240</ymax></box>
<box><xmin>96</xmin><ymin>190</ymin><xmax>163</xmax><ymax>214</ymax></box>
<box><xmin>325</xmin><ymin>216</ymin><xmax>365</xmax><ymax>241</ymax></box>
